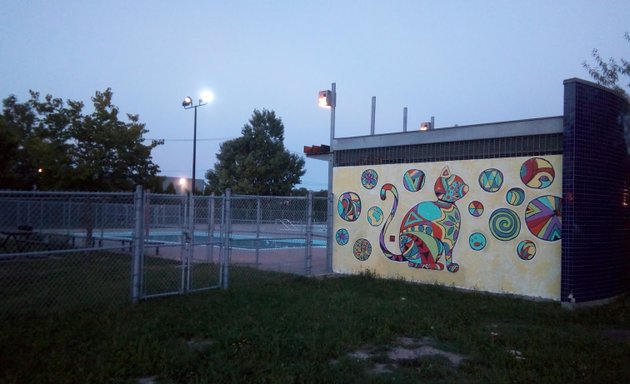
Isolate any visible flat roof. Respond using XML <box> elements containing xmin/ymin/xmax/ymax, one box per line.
<box><xmin>332</xmin><ymin>116</ymin><xmax>563</xmax><ymax>151</ymax></box>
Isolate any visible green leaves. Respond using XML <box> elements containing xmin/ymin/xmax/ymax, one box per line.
<box><xmin>583</xmin><ymin>32</ymin><xmax>630</xmax><ymax>100</ymax></box>
<box><xmin>206</xmin><ymin>109</ymin><xmax>305</xmax><ymax>195</ymax></box>
<box><xmin>0</xmin><ymin>89</ymin><xmax>162</xmax><ymax>191</ymax></box>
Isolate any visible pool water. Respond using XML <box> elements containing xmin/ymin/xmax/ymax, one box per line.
<box><xmin>100</xmin><ymin>231</ymin><xmax>326</xmax><ymax>250</ymax></box>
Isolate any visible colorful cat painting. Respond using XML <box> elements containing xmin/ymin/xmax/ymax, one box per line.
<box><xmin>379</xmin><ymin>167</ymin><xmax>468</xmax><ymax>273</ymax></box>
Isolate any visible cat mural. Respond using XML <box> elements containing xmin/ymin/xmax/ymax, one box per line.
<box><xmin>379</xmin><ymin>167</ymin><xmax>468</xmax><ymax>273</ymax></box>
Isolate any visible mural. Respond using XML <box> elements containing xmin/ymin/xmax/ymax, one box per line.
<box><xmin>525</xmin><ymin>195</ymin><xmax>562</xmax><ymax>241</ymax></box>
<box><xmin>489</xmin><ymin>208</ymin><xmax>521</xmax><ymax>241</ymax></box>
<box><xmin>367</xmin><ymin>206</ymin><xmax>384</xmax><ymax>226</ymax></box>
<box><xmin>403</xmin><ymin>169</ymin><xmax>425</xmax><ymax>192</ymax></box>
<box><xmin>520</xmin><ymin>158</ymin><xmax>555</xmax><ymax>189</ymax></box>
<box><xmin>361</xmin><ymin>169</ymin><xmax>378</xmax><ymax>190</ymax></box>
<box><xmin>378</xmin><ymin>167</ymin><xmax>468</xmax><ymax>273</ymax></box>
<box><xmin>353</xmin><ymin>238</ymin><xmax>372</xmax><ymax>261</ymax></box>
<box><xmin>517</xmin><ymin>240</ymin><xmax>537</xmax><ymax>260</ymax></box>
<box><xmin>333</xmin><ymin>155</ymin><xmax>563</xmax><ymax>300</ymax></box>
<box><xmin>479</xmin><ymin>168</ymin><xmax>504</xmax><ymax>192</ymax></box>
<box><xmin>469</xmin><ymin>232</ymin><xmax>487</xmax><ymax>251</ymax></box>
<box><xmin>506</xmin><ymin>188</ymin><xmax>525</xmax><ymax>206</ymax></box>
<box><xmin>468</xmin><ymin>201</ymin><xmax>484</xmax><ymax>217</ymax></box>
<box><xmin>335</xmin><ymin>228</ymin><xmax>349</xmax><ymax>245</ymax></box>
<box><xmin>337</xmin><ymin>192</ymin><xmax>361</xmax><ymax>222</ymax></box>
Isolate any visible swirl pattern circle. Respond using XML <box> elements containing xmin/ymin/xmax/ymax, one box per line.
<box><xmin>489</xmin><ymin>208</ymin><xmax>521</xmax><ymax>241</ymax></box>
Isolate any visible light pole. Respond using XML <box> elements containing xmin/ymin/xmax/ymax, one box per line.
<box><xmin>181</xmin><ymin>91</ymin><xmax>212</xmax><ymax>292</ymax></box>
<box><xmin>318</xmin><ymin>82</ymin><xmax>336</xmax><ymax>273</ymax></box>
<box><xmin>182</xmin><ymin>91</ymin><xmax>213</xmax><ymax>194</ymax></box>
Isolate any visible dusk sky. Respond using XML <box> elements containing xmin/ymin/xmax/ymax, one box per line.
<box><xmin>2</xmin><ymin>1</ymin><xmax>629</xmax><ymax>191</ymax></box>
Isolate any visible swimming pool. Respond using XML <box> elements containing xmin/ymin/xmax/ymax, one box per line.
<box><xmin>96</xmin><ymin>230</ymin><xmax>326</xmax><ymax>250</ymax></box>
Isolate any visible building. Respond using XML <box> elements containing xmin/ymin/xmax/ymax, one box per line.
<box><xmin>306</xmin><ymin>78</ymin><xmax>629</xmax><ymax>307</ymax></box>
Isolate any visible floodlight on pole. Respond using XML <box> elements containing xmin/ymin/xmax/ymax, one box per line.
<box><xmin>182</xmin><ymin>92</ymin><xmax>212</xmax><ymax>195</ymax></box>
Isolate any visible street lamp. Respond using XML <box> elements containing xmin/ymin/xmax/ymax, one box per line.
<box><xmin>182</xmin><ymin>91</ymin><xmax>213</xmax><ymax>194</ymax></box>
<box><xmin>318</xmin><ymin>82</ymin><xmax>336</xmax><ymax>273</ymax></box>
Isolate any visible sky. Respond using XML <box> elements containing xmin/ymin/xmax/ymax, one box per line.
<box><xmin>1</xmin><ymin>1</ymin><xmax>629</xmax><ymax>191</ymax></box>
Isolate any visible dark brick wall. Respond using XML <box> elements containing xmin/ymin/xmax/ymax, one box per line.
<box><xmin>562</xmin><ymin>78</ymin><xmax>630</xmax><ymax>304</ymax></box>
<box><xmin>334</xmin><ymin>134</ymin><xmax>562</xmax><ymax>166</ymax></box>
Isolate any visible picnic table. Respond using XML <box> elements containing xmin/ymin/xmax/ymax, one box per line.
<box><xmin>0</xmin><ymin>228</ymin><xmax>40</xmax><ymax>252</ymax></box>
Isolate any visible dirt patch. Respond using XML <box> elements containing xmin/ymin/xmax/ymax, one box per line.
<box><xmin>186</xmin><ymin>338</ymin><xmax>215</xmax><ymax>349</ymax></box>
<box><xmin>333</xmin><ymin>336</ymin><xmax>467</xmax><ymax>375</ymax></box>
<box><xmin>137</xmin><ymin>376</ymin><xmax>157</xmax><ymax>384</ymax></box>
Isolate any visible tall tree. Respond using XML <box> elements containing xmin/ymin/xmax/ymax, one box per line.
<box><xmin>205</xmin><ymin>109</ymin><xmax>305</xmax><ymax>195</ymax></box>
<box><xmin>69</xmin><ymin>89</ymin><xmax>162</xmax><ymax>191</ymax></box>
<box><xmin>583</xmin><ymin>32</ymin><xmax>630</xmax><ymax>99</ymax></box>
<box><xmin>0</xmin><ymin>89</ymin><xmax>163</xmax><ymax>191</ymax></box>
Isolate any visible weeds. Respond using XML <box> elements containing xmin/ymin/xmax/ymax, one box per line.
<box><xmin>0</xmin><ymin>271</ymin><xmax>628</xmax><ymax>383</ymax></box>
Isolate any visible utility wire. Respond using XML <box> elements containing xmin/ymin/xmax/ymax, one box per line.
<box><xmin>144</xmin><ymin>137</ymin><xmax>234</xmax><ymax>142</ymax></box>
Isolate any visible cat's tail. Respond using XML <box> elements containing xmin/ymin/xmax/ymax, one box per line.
<box><xmin>379</xmin><ymin>183</ymin><xmax>405</xmax><ymax>262</ymax></box>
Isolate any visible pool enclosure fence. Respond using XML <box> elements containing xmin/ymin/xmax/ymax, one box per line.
<box><xmin>0</xmin><ymin>188</ymin><xmax>329</xmax><ymax>316</ymax></box>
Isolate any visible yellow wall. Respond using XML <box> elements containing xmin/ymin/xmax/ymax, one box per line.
<box><xmin>333</xmin><ymin>155</ymin><xmax>562</xmax><ymax>300</ymax></box>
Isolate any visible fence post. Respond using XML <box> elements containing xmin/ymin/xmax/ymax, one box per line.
<box><xmin>221</xmin><ymin>189</ymin><xmax>231</xmax><ymax>289</ymax></box>
<box><xmin>255</xmin><ymin>197</ymin><xmax>261</xmax><ymax>269</ymax></box>
<box><xmin>131</xmin><ymin>185</ymin><xmax>145</xmax><ymax>303</ymax></box>
<box><xmin>305</xmin><ymin>191</ymin><xmax>313</xmax><ymax>276</ymax></box>
<box><xmin>208</xmin><ymin>194</ymin><xmax>215</xmax><ymax>263</ymax></box>
<box><xmin>186</xmin><ymin>192</ymin><xmax>194</xmax><ymax>292</ymax></box>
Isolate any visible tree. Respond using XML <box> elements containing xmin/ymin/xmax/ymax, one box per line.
<box><xmin>0</xmin><ymin>89</ymin><xmax>163</xmax><ymax>191</ymax></box>
<box><xmin>165</xmin><ymin>182</ymin><xmax>177</xmax><ymax>194</ymax></box>
<box><xmin>583</xmin><ymin>32</ymin><xmax>630</xmax><ymax>99</ymax></box>
<box><xmin>205</xmin><ymin>109</ymin><xmax>305</xmax><ymax>195</ymax></box>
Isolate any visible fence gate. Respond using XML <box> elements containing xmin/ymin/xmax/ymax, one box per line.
<box><xmin>134</xmin><ymin>190</ymin><xmax>223</xmax><ymax>300</ymax></box>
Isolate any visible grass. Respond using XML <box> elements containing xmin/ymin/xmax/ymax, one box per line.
<box><xmin>0</xmin><ymin>264</ymin><xmax>628</xmax><ymax>384</ymax></box>
<box><xmin>0</xmin><ymin>249</ymin><xmax>221</xmax><ymax>315</ymax></box>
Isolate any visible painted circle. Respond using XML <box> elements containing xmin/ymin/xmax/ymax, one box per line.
<box><xmin>506</xmin><ymin>187</ymin><xmax>526</xmax><ymax>206</ymax></box>
<box><xmin>468</xmin><ymin>201</ymin><xmax>485</xmax><ymax>217</ymax></box>
<box><xmin>337</xmin><ymin>192</ymin><xmax>361</xmax><ymax>222</ymax></box>
<box><xmin>489</xmin><ymin>208</ymin><xmax>521</xmax><ymax>241</ymax></box>
<box><xmin>517</xmin><ymin>240</ymin><xmax>537</xmax><ymax>260</ymax></box>
<box><xmin>353</xmin><ymin>238</ymin><xmax>372</xmax><ymax>261</ymax></box>
<box><xmin>479</xmin><ymin>168</ymin><xmax>504</xmax><ymax>193</ymax></box>
<box><xmin>520</xmin><ymin>157</ymin><xmax>555</xmax><ymax>189</ymax></box>
<box><xmin>469</xmin><ymin>232</ymin><xmax>487</xmax><ymax>251</ymax></box>
<box><xmin>367</xmin><ymin>206</ymin><xmax>384</xmax><ymax>226</ymax></box>
<box><xmin>335</xmin><ymin>228</ymin><xmax>349</xmax><ymax>245</ymax></box>
<box><xmin>361</xmin><ymin>169</ymin><xmax>378</xmax><ymax>190</ymax></box>
<box><xmin>525</xmin><ymin>195</ymin><xmax>562</xmax><ymax>241</ymax></box>
<box><xmin>403</xmin><ymin>169</ymin><xmax>426</xmax><ymax>192</ymax></box>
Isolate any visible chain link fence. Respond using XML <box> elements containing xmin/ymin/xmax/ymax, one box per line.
<box><xmin>0</xmin><ymin>191</ymin><xmax>137</xmax><ymax>316</ymax></box>
<box><xmin>0</xmin><ymin>188</ymin><xmax>329</xmax><ymax>317</ymax></box>
<box><xmin>223</xmin><ymin>191</ymin><xmax>329</xmax><ymax>287</ymax></box>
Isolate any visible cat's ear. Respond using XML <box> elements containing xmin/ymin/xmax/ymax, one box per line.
<box><xmin>441</xmin><ymin>166</ymin><xmax>451</xmax><ymax>178</ymax></box>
